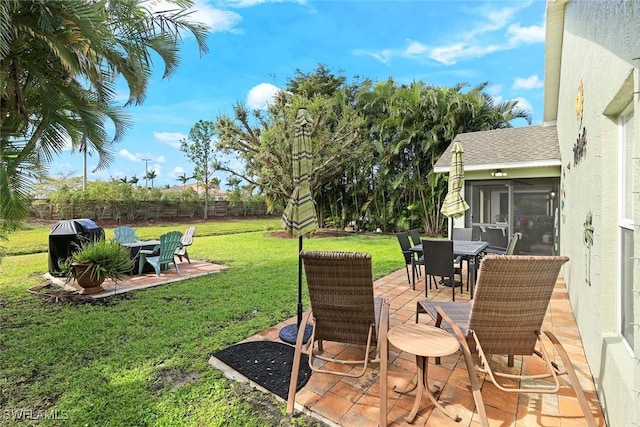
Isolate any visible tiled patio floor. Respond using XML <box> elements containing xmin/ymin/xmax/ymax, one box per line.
<box><xmin>213</xmin><ymin>268</ymin><xmax>606</xmax><ymax>427</ymax></box>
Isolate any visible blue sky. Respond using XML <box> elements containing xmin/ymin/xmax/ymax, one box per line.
<box><xmin>53</xmin><ymin>0</ymin><xmax>547</xmax><ymax>189</ymax></box>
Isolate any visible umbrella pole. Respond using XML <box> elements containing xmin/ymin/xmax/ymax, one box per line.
<box><xmin>296</xmin><ymin>235</ymin><xmax>303</xmax><ymax>327</ymax></box>
<box><xmin>279</xmin><ymin>235</ymin><xmax>312</xmax><ymax>344</ymax></box>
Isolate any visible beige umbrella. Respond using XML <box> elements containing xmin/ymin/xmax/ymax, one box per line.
<box><xmin>440</xmin><ymin>141</ymin><xmax>470</xmax><ymax>219</ymax></box>
<box><xmin>439</xmin><ymin>140</ymin><xmax>470</xmax><ymax>300</ymax></box>
<box><xmin>280</xmin><ymin>108</ymin><xmax>318</xmax><ymax>344</ymax></box>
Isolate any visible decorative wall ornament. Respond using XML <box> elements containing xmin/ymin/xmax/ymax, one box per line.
<box><xmin>573</xmin><ymin>127</ymin><xmax>587</xmax><ymax>165</ymax></box>
<box><xmin>583</xmin><ymin>211</ymin><xmax>594</xmax><ymax>286</ymax></box>
<box><xmin>575</xmin><ymin>79</ymin><xmax>584</xmax><ymax>125</ymax></box>
<box><xmin>573</xmin><ymin>79</ymin><xmax>587</xmax><ymax>166</ymax></box>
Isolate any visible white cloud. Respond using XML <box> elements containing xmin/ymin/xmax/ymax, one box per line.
<box><xmin>486</xmin><ymin>84</ymin><xmax>503</xmax><ymax>104</ymax></box>
<box><xmin>486</xmin><ymin>84</ymin><xmax>503</xmax><ymax>97</ymax></box>
<box><xmin>429</xmin><ymin>43</ymin><xmax>500</xmax><ymax>66</ymax></box>
<box><xmin>246</xmin><ymin>83</ymin><xmax>281</xmax><ymax>110</ymax></box>
<box><xmin>154</xmin><ymin>131</ymin><xmax>187</xmax><ymax>148</ymax></box>
<box><xmin>118</xmin><ymin>149</ymin><xmax>166</xmax><ymax>163</ymax></box>
<box><xmin>359</xmin><ymin>4</ymin><xmax>544</xmax><ymax>66</ymax></box>
<box><xmin>143</xmin><ymin>0</ymin><xmax>242</xmax><ymax>33</ymax></box>
<box><xmin>491</xmin><ymin>95</ymin><xmax>504</xmax><ymax>104</ymax></box>
<box><xmin>506</xmin><ymin>23</ymin><xmax>545</xmax><ymax>44</ymax></box>
<box><xmin>463</xmin><ymin>5</ymin><xmax>520</xmax><ymax>39</ymax></box>
<box><xmin>223</xmin><ymin>0</ymin><xmax>307</xmax><ymax>8</ymax></box>
<box><xmin>193</xmin><ymin>2</ymin><xmax>243</xmax><ymax>33</ymax></box>
<box><xmin>118</xmin><ymin>149</ymin><xmax>138</xmax><ymax>161</ymax></box>
<box><xmin>512</xmin><ymin>75</ymin><xmax>543</xmax><ymax>90</ymax></box>
<box><xmin>353</xmin><ymin>48</ymin><xmax>393</xmax><ymax>64</ymax></box>
<box><xmin>51</xmin><ymin>162</ymin><xmax>74</xmax><ymax>174</ymax></box>
<box><xmin>170</xmin><ymin>166</ymin><xmax>186</xmax><ymax>177</ymax></box>
<box><xmin>514</xmin><ymin>96</ymin><xmax>533</xmax><ymax>113</ymax></box>
<box><xmin>405</xmin><ymin>41</ymin><xmax>428</xmax><ymax>56</ymax></box>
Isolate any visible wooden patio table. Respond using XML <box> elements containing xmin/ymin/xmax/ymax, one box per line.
<box><xmin>387</xmin><ymin>323</ymin><xmax>460</xmax><ymax>423</ymax></box>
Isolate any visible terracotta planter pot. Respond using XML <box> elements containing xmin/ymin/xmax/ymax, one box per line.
<box><xmin>72</xmin><ymin>263</ymin><xmax>105</xmax><ymax>295</ymax></box>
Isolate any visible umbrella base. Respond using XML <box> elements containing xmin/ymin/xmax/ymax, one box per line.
<box><xmin>439</xmin><ymin>278</ymin><xmax>463</xmax><ymax>287</ymax></box>
<box><xmin>279</xmin><ymin>324</ymin><xmax>313</xmax><ymax>345</ymax></box>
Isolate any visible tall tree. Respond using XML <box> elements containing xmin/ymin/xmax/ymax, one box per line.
<box><xmin>177</xmin><ymin>173</ymin><xmax>194</xmax><ymax>189</ymax></box>
<box><xmin>356</xmin><ymin>80</ymin><xmax>531</xmax><ymax>234</ymax></box>
<box><xmin>180</xmin><ymin>120</ymin><xmax>217</xmax><ymax>219</ymax></box>
<box><xmin>0</xmin><ymin>0</ymin><xmax>208</xmax><ymax>230</ymax></box>
<box><xmin>213</xmin><ymin>89</ymin><xmax>368</xmax><ymax>221</ymax></box>
<box><xmin>287</xmin><ymin>64</ymin><xmax>347</xmax><ymax>99</ymax></box>
<box><xmin>145</xmin><ymin>170</ymin><xmax>157</xmax><ymax>188</ymax></box>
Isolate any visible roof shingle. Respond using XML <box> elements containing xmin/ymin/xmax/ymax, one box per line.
<box><xmin>434</xmin><ymin>125</ymin><xmax>560</xmax><ymax>171</ymax></box>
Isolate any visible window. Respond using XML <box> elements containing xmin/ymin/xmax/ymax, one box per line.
<box><xmin>618</xmin><ymin>103</ymin><xmax>635</xmax><ymax>351</ymax></box>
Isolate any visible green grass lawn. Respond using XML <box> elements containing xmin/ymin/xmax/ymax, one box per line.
<box><xmin>0</xmin><ymin>219</ymin><xmax>403</xmax><ymax>426</ymax></box>
<box><xmin>5</xmin><ymin>218</ymin><xmax>283</xmax><ymax>256</ymax></box>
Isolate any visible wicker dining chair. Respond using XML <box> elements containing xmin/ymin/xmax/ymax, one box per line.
<box><xmin>421</xmin><ymin>239</ymin><xmax>463</xmax><ymax>299</ymax></box>
<box><xmin>416</xmin><ymin>255</ymin><xmax>597</xmax><ymax>427</ymax></box>
<box><xmin>287</xmin><ymin>251</ymin><xmax>389</xmax><ymax>427</ymax></box>
<box><xmin>396</xmin><ymin>231</ymin><xmax>423</xmax><ymax>288</ymax></box>
<box><xmin>408</xmin><ymin>228</ymin><xmax>422</xmax><ymax>247</ymax></box>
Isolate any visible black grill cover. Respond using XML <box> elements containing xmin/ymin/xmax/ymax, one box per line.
<box><xmin>48</xmin><ymin>219</ymin><xmax>105</xmax><ymax>276</ymax></box>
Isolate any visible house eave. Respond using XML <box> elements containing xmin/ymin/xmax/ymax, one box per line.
<box><xmin>543</xmin><ymin>0</ymin><xmax>570</xmax><ymax>123</ymax></box>
<box><xmin>434</xmin><ymin>160</ymin><xmax>562</xmax><ymax>174</ymax></box>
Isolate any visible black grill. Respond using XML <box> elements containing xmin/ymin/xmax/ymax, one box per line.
<box><xmin>47</xmin><ymin>219</ymin><xmax>105</xmax><ymax>276</ymax></box>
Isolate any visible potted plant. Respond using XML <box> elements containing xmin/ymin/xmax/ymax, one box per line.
<box><xmin>62</xmin><ymin>239</ymin><xmax>135</xmax><ymax>294</ymax></box>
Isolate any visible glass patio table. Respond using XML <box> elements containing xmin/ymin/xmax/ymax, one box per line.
<box><xmin>410</xmin><ymin>240</ymin><xmax>488</xmax><ymax>298</ymax></box>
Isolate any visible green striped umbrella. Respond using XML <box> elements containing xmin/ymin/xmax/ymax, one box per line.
<box><xmin>440</xmin><ymin>141</ymin><xmax>470</xmax><ymax>218</ymax></box>
<box><xmin>280</xmin><ymin>108</ymin><xmax>318</xmax><ymax>343</ymax></box>
<box><xmin>281</xmin><ymin>108</ymin><xmax>318</xmax><ymax>237</ymax></box>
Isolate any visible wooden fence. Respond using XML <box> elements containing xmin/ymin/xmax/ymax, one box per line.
<box><xmin>30</xmin><ymin>199</ymin><xmax>269</xmax><ymax>221</ymax></box>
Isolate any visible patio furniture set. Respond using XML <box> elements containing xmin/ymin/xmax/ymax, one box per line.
<box><xmin>114</xmin><ymin>226</ymin><xmax>195</xmax><ymax>276</ymax></box>
<box><xmin>284</xmin><ymin>246</ymin><xmax>598</xmax><ymax>426</ymax></box>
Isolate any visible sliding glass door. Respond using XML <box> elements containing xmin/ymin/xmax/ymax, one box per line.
<box><xmin>467</xmin><ymin>178</ymin><xmax>559</xmax><ymax>255</ymax></box>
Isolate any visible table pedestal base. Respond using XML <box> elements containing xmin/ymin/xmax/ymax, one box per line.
<box><xmin>387</xmin><ymin>323</ymin><xmax>461</xmax><ymax>424</ymax></box>
<box><xmin>395</xmin><ymin>355</ymin><xmax>459</xmax><ymax>423</ymax></box>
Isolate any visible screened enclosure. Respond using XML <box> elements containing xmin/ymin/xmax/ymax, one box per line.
<box><xmin>465</xmin><ymin>178</ymin><xmax>560</xmax><ymax>255</ymax></box>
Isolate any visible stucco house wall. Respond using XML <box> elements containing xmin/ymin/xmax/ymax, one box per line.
<box><xmin>547</xmin><ymin>1</ymin><xmax>639</xmax><ymax>425</ymax></box>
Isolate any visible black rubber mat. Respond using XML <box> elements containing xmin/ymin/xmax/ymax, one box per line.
<box><xmin>213</xmin><ymin>341</ymin><xmax>311</xmax><ymax>400</ymax></box>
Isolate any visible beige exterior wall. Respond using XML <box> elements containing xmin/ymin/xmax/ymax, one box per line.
<box><xmin>552</xmin><ymin>1</ymin><xmax>639</xmax><ymax>425</ymax></box>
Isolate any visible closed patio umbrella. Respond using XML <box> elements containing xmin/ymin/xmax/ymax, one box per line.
<box><xmin>440</xmin><ymin>141</ymin><xmax>469</xmax><ymax>219</ymax></box>
<box><xmin>440</xmin><ymin>140</ymin><xmax>470</xmax><ymax>300</ymax></box>
<box><xmin>279</xmin><ymin>107</ymin><xmax>318</xmax><ymax>344</ymax></box>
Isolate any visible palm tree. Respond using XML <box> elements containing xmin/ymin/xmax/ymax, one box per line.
<box><xmin>128</xmin><ymin>175</ymin><xmax>139</xmax><ymax>186</ymax></box>
<box><xmin>0</xmin><ymin>0</ymin><xmax>208</xmax><ymax>225</ymax></box>
<box><xmin>145</xmin><ymin>170</ymin><xmax>157</xmax><ymax>188</ymax></box>
<box><xmin>177</xmin><ymin>173</ymin><xmax>195</xmax><ymax>189</ymax></box>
